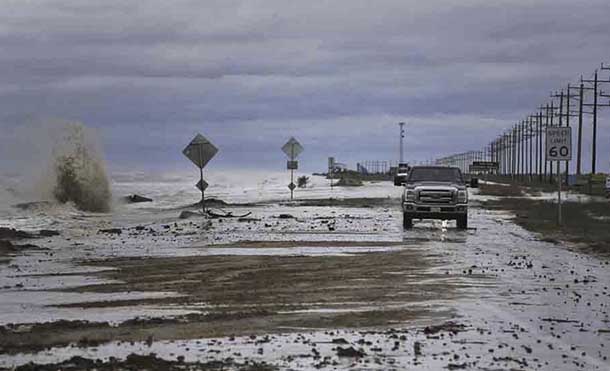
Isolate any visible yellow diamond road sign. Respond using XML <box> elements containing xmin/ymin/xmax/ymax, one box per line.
<box><xmin>183</xmin><ymin>134</ymin><xmax>218</xmax><ymax>169</ymax></box>
<box><xmin>282</xmin><ymin>137</ymin><xmax>304</xmax><ymax>160</ymax></box>
<box><xmin>196</xmin><ymin>179</ymin><xmax>209</xmax><ymax>192</ymax></box>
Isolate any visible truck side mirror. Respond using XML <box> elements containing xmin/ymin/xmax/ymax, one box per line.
<box><xmin>470</xmin><ymin>178</ymin><xmax>479</xmax><ymax>188</ymax></box>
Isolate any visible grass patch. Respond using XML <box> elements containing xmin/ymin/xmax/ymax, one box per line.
<box><xmin>478</xmin><ymin>183</ymin><xmax>524</xmax><ymax>197</ymax></box>
<box><xmin>483</xmin><ymin>197</ymin><xmax>610</xmax><ymax>257</ymax></box>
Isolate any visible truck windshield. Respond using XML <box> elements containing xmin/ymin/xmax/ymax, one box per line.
<box><xmin>408</xmin><ymin>167</ymin><xmax>463</xmax><ymax>183</ymax></box>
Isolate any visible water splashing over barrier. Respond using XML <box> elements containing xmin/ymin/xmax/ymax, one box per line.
<box><xmin>51</xmin><ymin>123</ymin><xmax>111</xmax><ymax>212</ymax></box>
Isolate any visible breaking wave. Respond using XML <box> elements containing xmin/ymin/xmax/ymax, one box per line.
<box><xmin>51</xmin><ymin>123</ymin><xmax>111</xmax><ymax>212</ymax></box>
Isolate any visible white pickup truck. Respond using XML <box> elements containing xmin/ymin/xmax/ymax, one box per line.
<box><xmin>401</xmin><ymin>166</ymin><xmax>469</xmax><ymax>229</ymax></box>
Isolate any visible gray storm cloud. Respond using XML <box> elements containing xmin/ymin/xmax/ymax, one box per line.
<box><xmin>1</xmin><ymin>0</ymin><xmax>609</xmax><ymax>172</ymax></box>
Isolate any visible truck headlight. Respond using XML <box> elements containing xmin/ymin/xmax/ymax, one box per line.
<box><xmin>405</xmin><ymin>190</ymin><xmax>416</xmax><ymax>201</ymax></box>
<box><xmin>457</xmin><ymin>190</ymin><xmax>468</xmax><ymax>203</ymax></box>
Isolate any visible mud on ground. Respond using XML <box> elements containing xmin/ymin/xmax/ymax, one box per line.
<box><xmin>2</xmin><ymin>241</ymin><xmax>460</xmax><ymax>353</ymax></box>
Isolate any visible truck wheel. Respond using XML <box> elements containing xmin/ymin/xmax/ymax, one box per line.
<box><xmin>403</xmin><ymin>213</ymin><xmax>413</xmax><ymax>229</ymax></box>
<box><xmin>456</xmin><ymin>215</ymin><xmax>468</xmax><ymax>230</ymax></box>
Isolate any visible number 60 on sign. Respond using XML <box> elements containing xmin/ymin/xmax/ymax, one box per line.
<box><xmin>546</xmin><ymin>127</ymin><xmax>572</xmax><ymax>161</ymax></box>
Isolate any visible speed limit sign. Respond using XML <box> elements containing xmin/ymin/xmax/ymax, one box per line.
<box><xmin>546</xmin><ymin>127</ymin><xmax>572</xmax><ymax>161</ymax></box>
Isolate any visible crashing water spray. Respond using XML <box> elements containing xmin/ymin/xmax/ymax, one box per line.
<box><xmin>51</xmin><ymin>123</ymin><xmax>111</xmax><ymax>212</ymax></box>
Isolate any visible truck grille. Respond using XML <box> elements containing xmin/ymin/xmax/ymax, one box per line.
<box><xmin>418</xmin><ymin>190</ymin><xmax>455</xmax><ymax>204</ymax></box>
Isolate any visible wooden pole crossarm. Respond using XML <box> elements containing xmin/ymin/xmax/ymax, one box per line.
<box><xmin>581</xmin><ymin>79</ymin><xmax>610</xmax><ymax>84</ymax></box>
<box><xmin>583</xmin><ymin>103</ymin><xmax>610</xmax><ymax>107</ymax></box>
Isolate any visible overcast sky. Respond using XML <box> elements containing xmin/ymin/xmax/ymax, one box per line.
<box><xmin>1</xmin><ymin>0</ymin><xmax>610</xmax><ymax>173</ymax></box>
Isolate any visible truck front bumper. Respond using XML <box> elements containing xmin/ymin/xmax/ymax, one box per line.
<box><xmin>402</xmin><ymin>202</ymin><xmax>467</xmax><ymax>219</ymax></box>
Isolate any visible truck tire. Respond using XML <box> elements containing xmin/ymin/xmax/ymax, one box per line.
<box><xmin>403</xmin><ymin>213</ymin><xmax>413</xmax><ymax>229</ymax></box>
<box><xmin>456</xmin><ymin>215</ymin><xmax>468</xmax><ymax>230</ymax></box>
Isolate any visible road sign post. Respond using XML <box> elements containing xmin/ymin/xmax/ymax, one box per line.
<box><xmin>328</xmin><ymin>157</ymin><xmax>335</xmax><ymax>190</ymax></box>
<box><xmin>282</xmin><ymin>137</ymin><xmax>304</xmax><ymax>200</ymax></box>
<box><xmin>183</xmin><ymin>133</ymin><xmax>218</xmax><ymax>215</ymax></box>
<box><xmin>546</xmin><ymin>127</ymin><xmax>572</xmax><ymax>225</ymax></box>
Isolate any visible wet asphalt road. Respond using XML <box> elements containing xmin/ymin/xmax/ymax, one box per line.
<box><xmin>0</xmin><ymin>188</ymin><xmax>609</xmax><ymax>370</ymax></box>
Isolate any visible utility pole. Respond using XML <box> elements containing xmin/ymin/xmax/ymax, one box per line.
<box><xmin>527</xmin><ymin>116</ymin><xmax>534</xmax><ymax>183</ymax></box>
<box><xmin>581</xmin><ymin>70</ymin><xmax>610</xmax><ymax>174</ymax></box>
<box><xmin>398</xmin><ymin>122</ymin><xmax>405</xmax><ymax>165</ymax></box>
<box><xmin>549</xmin><ymin>101</ymin><xmax>555</xmax><ymax>183</ymax></box>
<box><xmin>552</xmin><ymin>90</ymin><xmax>565</xmax><ymax>185</ymax></box>
<box><xmin>517</xmin><ymin>121</ymin><xmax>525</xmax><ymax>181</ymax></box>
<box><xmin>564</xmin><ymin>88</ymin><xmax>570</xmax><ymax>185</ymax></box>
<box><xmin>557</xmin><ymin>86</ymin><xmax>579</xmax><ymax>184</ymax></box>
<box><xmin>516</xmin><ymin>123</ymin><xmax>520</xmax><ymax>180</ymax></box>
<box><xmin>568</xmin><ymin>83</ymin><xmax>584</xmax><ymax>175</ymax></box>
<box><xmin>541</xmin><ymin>104</ymin><xmax>549</xmax><ymax>182</ymax></box>
<box><xmin>538</xmin><ymin>111</ymin><xmax>543</xmax><ymax>182</ymax></box>
<box><xmin>510</xmin><ymin>127</ymin><xmax>517</xmax><ymax>181</ymax></box>
<box><xmin>587</xmin><ymin>71</ymin><xmax>598</xmax><ymax>174</ymax></box>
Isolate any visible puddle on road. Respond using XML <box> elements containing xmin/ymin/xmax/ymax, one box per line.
<box><xmin>191</xmin><ymin>245</ymin><xmax>407</xmax><ymax>257</ymax></box>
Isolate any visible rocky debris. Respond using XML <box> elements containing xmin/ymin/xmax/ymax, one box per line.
<box><xmin>192</xmin><ymin>198</ymin><xmax>228</xmax><ymax>208</ymax></box>
<box><xmin>331</xmin><ymin>338</ymin><xmax>349</xmax><ymax>344</ymax></box>
<box><xmin>0</xmin><ymin>228</ymin><xmax>61</xmax><ymax>240</ymax></box>
<box><xmin>0</xmin><ymin>240</ymin><xmax>45</xmax><ymax>259</ymax></box>
<box><xmin>97</xmin><ymin>228</ymin><xmax>122</xmax><ymax>235</ymax></box>
<box><xmin>336</xmin><ymin>346</ymin><xmax>365</xmax><ymax>357</ymax></box>
<box><xmin>124</xmin><ymin>194</ymin><xmax>153</xmax><ymax>203</ymax></box>
<box><xmin>493</xmin><ymin>356</ymin><xmax>528</xmax><ymax>367</ymax></box>
<box><xmin>38</xmin><ymin>230</ymin><xmax>60</xmax><ymax>237</ymax></box>
<box><xmin>0</xmin><ymin>227</ymin><xmax>34</xmax><ymax>239</ymax></box>
<box><xmin>414</xmin><ymin>341</ymin><xmax>422</xmax><ymax>356</ymax></box>
<box><xmin>277</xmin><ymin>214</ymin><xmax>295</xmax><ymax>219</ymax></box>
<box><xmin>540</xmin><ymin>318</ymin><xmax>579</xmax><ymax>324</ymax></box>
<box><xmin>446</xmin><ymin>363</ymin><xmax>468</xmax><ymax>370</ymax></box>
<box><xmin>207</xmin><ymin>210</ymin><xmax>252</xmax><ymax>219</ymax></box>
<box><xmin>423</xmin><ymin>321</ymin><xmax>466</xmax><ymax>335</ymax></box>
<box><xmin>179</xmin><ymin>210</ymin><xmax>203</xmax><ymax>219</ymax></box>
<box><xmin>0</xmin><ymin>240</ymin><xmax>20</xmax><ymax>254</ymax></box>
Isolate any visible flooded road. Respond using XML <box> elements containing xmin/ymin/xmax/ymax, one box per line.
<box><xmin>0</xmin><ymin>184</ymin><xmax>608</xmax><ymax>370</ymax></box>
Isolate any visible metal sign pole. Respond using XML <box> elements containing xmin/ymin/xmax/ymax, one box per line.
<box><xmin>328</xmin><ymin>157</ymin><xmax>334</xmax><ymax>191</ymax></box>
<box><xmin>557</xmin><ymin>161</ymin><xmax>561</xmax><ymax>225</ymax></box>
<box><xmin>545</xmin><ymin>126</ymin><xmax>571</xmax><ymax>226</ymax></box>
<box><xmin>290</xmin><ymin>145</ymin><xmax>295</xmax><ymax>201</ymax></box>
<box><xmin>198</xmin><ymin>145</ymin><xmax>205</xmax><ymax>216</ymax></box>
<box><xmin>290</xmin><ymin>168</ymin><xmax>294</xmax><ymax>200</ymax></box>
